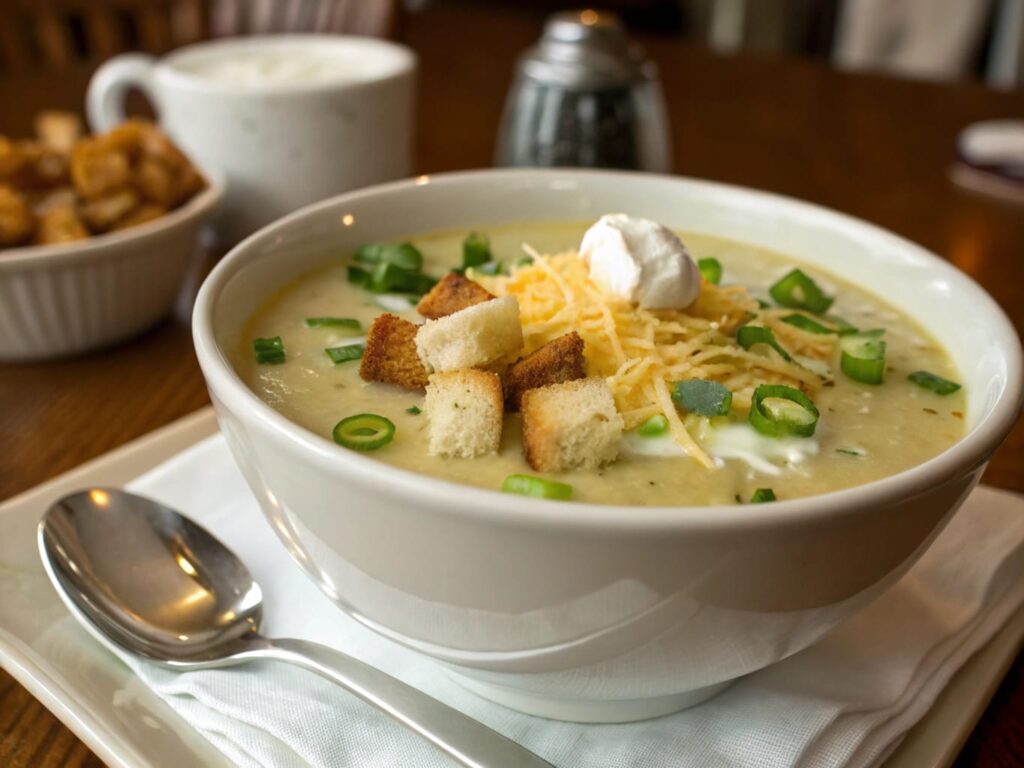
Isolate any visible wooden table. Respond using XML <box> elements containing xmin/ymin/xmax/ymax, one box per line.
<box><xmin>2</xmin><ymin>4</ymin><xmax>1023</xmax><ymax>766</ymax></box>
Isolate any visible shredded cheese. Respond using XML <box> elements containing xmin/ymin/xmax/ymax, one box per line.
<box><xmin>474</xmin><ymin>249</ymin><xmax>832</xmax><ymax>468</ymax></box>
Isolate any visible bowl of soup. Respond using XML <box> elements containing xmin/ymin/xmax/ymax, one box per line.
<box><xmin>192</xmin><ymin>169</ymin><xmax>1022</xmax><ymax>723</ymax></box>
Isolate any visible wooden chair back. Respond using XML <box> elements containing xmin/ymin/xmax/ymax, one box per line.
<box><xmin>0</xmin><ymin>0</ymin><xmax>207</xmax><ymax>72</ymax></box>
<box><xmin>209</xmin><ymin>0</ymin><xmax>396</xmax><ymax>39</ymax></box>
<box><xmin>0</xmin><ymin>0</ymin><xmax>395</xmax><ymax>74</ymax></box>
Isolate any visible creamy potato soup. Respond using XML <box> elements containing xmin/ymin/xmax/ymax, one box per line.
<box><xmin>238</xmin><ymin>221</ymin><xmax>965</xmax><ymax>506</ymax></box>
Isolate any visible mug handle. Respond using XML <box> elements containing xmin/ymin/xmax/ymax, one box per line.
<box><xmin>86</xmin><ymin>53</ymin><xmax>159</xmax><ymax>132</ymax></box>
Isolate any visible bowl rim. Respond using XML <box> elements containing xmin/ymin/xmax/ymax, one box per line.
<box><xmin>193</xmin><ymin>167</ymin><xmax>1024</xmax><ymax>533</ymax></box>
<box><xmin>0</xmin><ymin>178</ymin><xmax>224</xmax><ymax>270</ymax></box>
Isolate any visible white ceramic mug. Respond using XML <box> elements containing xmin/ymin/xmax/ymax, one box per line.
<box><xmin>88</xmin><ymin>35</ymin><xmax>417</xmax><ymax>245</ymax></box>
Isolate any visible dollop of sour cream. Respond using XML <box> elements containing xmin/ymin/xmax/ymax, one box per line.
<box><xmin>704</xmin><ymin>423</ymin><xmax>820</xmax><ymax>476</ymax></box>
<box><xmin>579</xmin><ymin>214</ymin><xmax>701</xmax><ymax>309</ymax></box>
<box><xmin>621</xmin><ymin>422</ymin><xmax>820</xmax><ymax>476</ymax></box>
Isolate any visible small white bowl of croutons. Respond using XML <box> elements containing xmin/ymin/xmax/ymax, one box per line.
<box><xmin>0</xmin><ymin>114</ymin><xmax>222</xmax><ymax>361</ymax></box>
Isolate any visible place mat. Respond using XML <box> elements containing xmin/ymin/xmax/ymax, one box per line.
<box><xmin>114</xmin><ymin>434</ymin><xmax>1024</xmax><ymax>768</ymax></box>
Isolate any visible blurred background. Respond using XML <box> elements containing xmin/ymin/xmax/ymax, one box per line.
<box><xmin>1</xmin><ymin>0</ymin><xmax>1022</xmax><ymax>89</ymax></box>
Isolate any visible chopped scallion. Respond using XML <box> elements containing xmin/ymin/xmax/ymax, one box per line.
<box><xmin>827</xmin><ymin>315</ymin><xmax>859</xmax><ymax>335</ymax></box>
<box><xmin>840</xmin><ymin>332</ymin><xmax>887</xmax><ymax>385</ymax></box>
<box><xmin>501</xmin><ymin>474</ymin><xmax>573</xmax><ymax>500</ymax></box>
<box><xmin>769</xmin><ymin>269</ymin><xmax>833</xmax><ymax>314</ymax></box>
<box><xmin>750</xmin><ymin>488</ymin><xmax>776</xmax><ymax>503</ymax></box>
<box><xmin>349</xmin><ymin>242</ymin><xmax>436</xmax><ymax>297</ymax></box>
<box><xmin>908</xmin><ymin>370</ymin><xmax>961</xmax><ymax>395</ymax></box>
<box><xmin>368</xmin><ymin>261</ymin><xmax>436</xmax><ymax>294</ymax></box>
<box><xmin>736</xmin><ymin>325</ymin><xmax>793</xmax><ymax>362</ymax></box>
<box><xmin>672</xmin><ymin>379</ymin><xmax>733</xmax><ymax>417</ymax></box>
<box><xmin>304</xmin><ymin>317</ymin><xmax>361</xmax><ymax>330</ymax></box>
<box><xmin>332</xmin><ymin>413</ymin><xmax>395</xmax><ymax>451</ymax></box>
<box><xmin>463</xmin><ymin>232</ymin><xmax>491</xmax><ymax>268</ymax></box>
<box><xmin>475</xmin><ymin>260</ymin><xmax>506</xmax><ymax>276</ymax></box>
<box><xmin>781</xmin><ymin>314</ymin><xmax>836</xmax><ymax>335</ymax></box>
<box><xmin>253</xmin><ymin>336</ymin><xmax>285</xmax><ymax>365</ymax></box>
<box><xmin>406</xmin><ymin>405</ymin><xmax>422</xmax><ymax>415</ymax></box>
<box><xmin>637</xmin><ymin>414</ymin><xmax>669</xmax><ymax>437</ymax></box>
<box><xmin>748</xmin><ymin>384</ymin><xmax>820</xmax><ymax>438</ymax></box>
<box><xmin>325</xmin><ymin>344</ymin><xmax>364</xmax><ymax>364</ymax></box>
<box><xmin>354</xmin><ymin>242</ymin><xmax>423</xmax><ymax>272</ymax></box>
<box><xmin>698</xmin><ymin>257</ymin><xmax>723</xmax><ymax>285</ymax></box>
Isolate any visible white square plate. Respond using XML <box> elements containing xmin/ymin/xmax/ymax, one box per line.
<box><xmin>1</xmin><ymin>407</ymin><xmax>1021</xmax><ymax>768</ymax></box>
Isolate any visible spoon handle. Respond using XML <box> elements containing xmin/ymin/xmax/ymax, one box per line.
<box><xmin>251</xmin><ymin>637</ymin><xmax>555</xmax><ymax>768</ymax></box>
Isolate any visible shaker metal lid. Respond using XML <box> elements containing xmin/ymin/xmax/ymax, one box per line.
<box><xmin>519</xmin><ymin>9</ymin><xmax>654</xmax><ymax>89</ymax></box>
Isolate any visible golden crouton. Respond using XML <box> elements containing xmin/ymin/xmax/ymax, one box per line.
<box><xmin>111</xmin><ymin>203</ymin><xmax>169</xmax><ymax>231</ymax></box>
<box><xmin>80</xmin><ymin>189</ymin><xmax>140</xmax><ymax>231</ymax></box>
<box><xmin>35</xmin><ymin>111</ymin><xmax>83</xmax><ymax>153</ymax></box>
<box><xmin>504</xmin><ymin>332</ymin><xmax>586</xmax><ymax>411</ymax></box>
<box><xmin>521</xmin><ymin>378</ymin><xmax>623</xmax><ymax>473</ymax></box>
<box><xmin>359</xmin><ymin>313</ymin><xmax>430</xmax><ymax>390</ymax></box>
<box><xmin>416</xmin><ymin>296</ymin><xmax>523</xmax><ymax>372</ymax></box>
<box><xmin>0</xmin><ymin>140</ymin><xmax>69</xmax><ymax>190</ymax></box>
<box><xmin>0</xmin><ymin>185</ymin><xmax>33</xmax><ymax>245</ymax></box>
<box><xmin>425</xmin><ymin>369</ymin><xmax>504</xmax><ymax>457</ymax></box>
<box><xmin>417</xmin><ymin>272</ymin><xmax>495</xmax><ymax>319</ymax></box>
<box><xmin>71</xmin><ymin>140</ymin><xmax>131</xmax><ymax>200</ymax></box>
<box><xmin>34</xmin><ymin>204</ymin><xmax>88</xmax><ymax>245</ymax></box>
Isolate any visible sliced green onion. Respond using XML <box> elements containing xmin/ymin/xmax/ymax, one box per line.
<box><xmin>698</xmin><ymin>257</ymin><xmax>723</xmax><ymax>285</ymax></box>
<box><xmin>354</xmin><ymin>242</ymin><xmax>423</xmax><ymax>271</ymax></box>
<box><xmin>463</xmin><ymin>232</ymin><xmax>491</xmax><ymax>268</ymax></box>
<box><xmin>637</xmin><ymin>414</ymin><xmax>669</xmax><ymax>437</ymax></box>
<box><xmin>769</xmin><ymin>269</ymin><xmax>833</xmax><ymax>313</ymax></box>
<box><xmin>736</xmin><ymin>325</ymin><xmax>793</xmax><ymax>362</ymax></box>
<box><xmin>501</xmin><ymin>474</ymin><xmax>573</xmax><ymax>500</ymax></box>
<box><xmin>369</xmin><ymin>261</ymin><xmax>437</xmax><ymax>295</ymax></box>
<box><xmin>672</xmin><ymin>379</ymin><xmax>733</xmax><ymax>417</ymax></box>
<box><xmin>908</xmin><ymin>370</ymin><xmax>961</xmax><ymax>395</ymax></box>
<box><xmin>827</xmin><ymin>315</ymin><xmax>859</xmax><ymax>335</ymax></box>
<box><xmin>406</xmin><ymin>405</ymin><xmax>422</xmax><ymax>415</ymax></box>
<box><xmin>749</xmin><ymin>384</ymin><xmax>820</xmax><ymax>438</ymax></box>
<box><xmin>349</xmin><ymin>243</ymin><xmax>435</xmax><ymax>296</ymax></box>
<box><xmin>781</xmin><ymin>314</ymin><xmax>836</xmax><ymax>335</ymax></box>
<box><xmin>253</xmin><ymin>336</ymin><xmax>285</xmax><ymax>364</ymax></box>
<box><xmin>836</xmin><ymin>447</ymin><xmax>865</xmax><ymax>456</ymax></box>
<box><xmin>325</xmin><ymin>344</ymin><xmax>364</xmax><ymax>364</ymax></box>
<box><xmin>516</xmin><ymin>255</ymin><xmax>535</xmax><ymax>267</ymax></box>
<box><xmin>304</xmin><ymin>317</ymin><xmax>361</xmax><ymax>330</ymax></box>
<box><xmin>475</xmin><ymin>260</ymin><xmax>506</xmax><ymax>276</ymax></box>
<box><xmin>840</xmin><ymin>332</ymin><xmax>887</xmax><ymax>385</ymax></box>
<box><xmin>347</xmin><ymin>265</ymin><xmax>369</xmax><ymax>286</ymax></box>
<box><xmin>750</xmin><ymin>488</ymin><xmax>776</xmax><ymax>503</ymax></box>
<box><xmin>332</xmin><ymin>413</ymin><xmax>395</xmax><ymax>451</ymax></box>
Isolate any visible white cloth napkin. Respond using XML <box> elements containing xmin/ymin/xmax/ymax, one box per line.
<box><xmin>122</xmin><ymin>435</ymin><xmax>1024</xmax><ymax>768</ymax></box>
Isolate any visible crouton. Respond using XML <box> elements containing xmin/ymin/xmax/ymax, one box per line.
<box><xmin>521</xmin><ymin>378</ymin><xmax>623</xmax><ymax>472</ymax></box>
<box><xmin>416</xmin><ymin>295</ymin><xmax>523</xmax><ymax>372</ymax></box>
<box><xmin>504</xmin><ymin>332</ymin><xmax>586</xmax><ymax>411</ymax></box>
<box><xmin>359</xmin><ymin>313</ymin><xmax>430</xmax><ymax>390</ymax></box>
<box><xmin>417</xmin><ymin>272</ymin><xmax>495</xmax><ymax>319</ymax></box>
<box><xmin>33</xmin><ymin>204</ymin><xmax>87</xmax><ymax>245</ymax></box>
<box><xmin>0</xmin><ymin>185</ymin><xmax>33</xmax><ymax>245</ymax></box>
<box><xmin>425</xmin><ymin>370</ymin><xmax>504</xmax><ymax>457</ymax></box>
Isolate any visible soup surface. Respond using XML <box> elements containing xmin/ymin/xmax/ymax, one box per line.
<box><xmin>238</xmin><ymin>222</ymin><xmax>965</xmax><ymax>506</ymax></box>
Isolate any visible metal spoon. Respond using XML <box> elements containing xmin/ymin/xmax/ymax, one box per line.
<box><xmin>38</xmin><ymin>488</ymin><xmax>553</xmax><ymax>768</ymax></box>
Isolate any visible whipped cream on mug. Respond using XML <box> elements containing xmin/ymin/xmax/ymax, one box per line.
<box><xmin>175</xmin><ymin>49</ymin><xmax>371</xmax><ymax>86</ymax></box>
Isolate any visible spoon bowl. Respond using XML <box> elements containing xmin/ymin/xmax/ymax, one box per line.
<box><xmin>40</xmin><ymin>488</ymin><xmax>263</xmax><ymax>662</ymax></box>
<box><xmin>39</xmin><ymin>487</ymin><xmax>553</xmax><ymax>768</ymax></box>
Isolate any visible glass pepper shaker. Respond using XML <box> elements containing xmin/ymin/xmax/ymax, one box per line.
<box><xmin>496</xmin><ymin>9</ymin><xmax>671</xmax><ymax>172</ymax></box>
